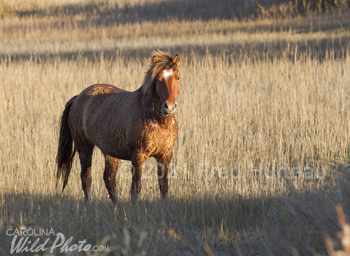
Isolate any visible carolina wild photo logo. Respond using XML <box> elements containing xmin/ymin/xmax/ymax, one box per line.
<box><xmin>6</xmin><ymin>226</ymin><xmax>109</xmax><ymax>254</ymax></box>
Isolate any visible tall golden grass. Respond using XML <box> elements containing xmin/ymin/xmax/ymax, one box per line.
<box><xmin>0</xmin><ymin>1</ymin><xmax>350</xmax><ymax>255</ymax></box>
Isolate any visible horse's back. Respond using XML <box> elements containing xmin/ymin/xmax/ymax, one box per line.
<box><xmin>84</xmin><ymin>84</ymin><xmax>126</xmax><ymax>96</ymax></box>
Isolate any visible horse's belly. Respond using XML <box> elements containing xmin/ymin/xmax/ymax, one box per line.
<box><xmin>95</xmin><ymin>140</ymin><xmax>134</xmax><ymax>161</ymax></box>
<box><xmin>108</xmin><ymin>148</ymin><xmax>133</xmax><ymax>161</ymax></box>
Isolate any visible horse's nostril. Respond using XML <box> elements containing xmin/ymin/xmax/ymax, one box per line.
<box><xmin>164</xmin><ymin>102</ymin><xmax>168</xmax><ymax>109</ymax></box>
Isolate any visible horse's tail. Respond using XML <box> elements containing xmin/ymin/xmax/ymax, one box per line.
<box><xmin>56</xmin><ymin>95</ymin><xmax>78</xmax><ymax>192</ymax></box>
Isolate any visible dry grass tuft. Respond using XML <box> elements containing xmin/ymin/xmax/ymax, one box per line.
<box><xmin>326</xmin><ymin>204</ymin><xmax>350</xmax><ymax>255</ymax></box>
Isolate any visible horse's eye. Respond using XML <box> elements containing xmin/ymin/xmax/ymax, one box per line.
<box><xmin>177</xmin><ymin>77</ymin><xmax>180</xmax><ymax>81</ymax></box>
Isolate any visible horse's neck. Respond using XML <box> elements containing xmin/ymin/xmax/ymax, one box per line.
<box><xmin>138</xmin><ymin>89</ymin><xmax>173</xmax><ymax>125</ymax></box>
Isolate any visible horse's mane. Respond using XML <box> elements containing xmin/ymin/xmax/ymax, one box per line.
<box><xmin>140</xmin><ymin>50</ymin><xmax>179</xmax><ymax>97</ymax></box>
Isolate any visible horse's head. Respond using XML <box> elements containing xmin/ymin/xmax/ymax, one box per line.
<box><xmin>153</xmin><ymin>53</ymin><xmax>181</xmax><ymax>116</ymax></box>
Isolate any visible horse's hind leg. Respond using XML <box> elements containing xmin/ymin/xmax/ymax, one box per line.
<box><xmin>77</xmin><ymin>145</ymin><xmax>94</xmax><ymax>203</ymax></box>
<box><xmin>103</xmin><ymin>155</ymin><xmax>119</xmax><ymax>205</ymax></box>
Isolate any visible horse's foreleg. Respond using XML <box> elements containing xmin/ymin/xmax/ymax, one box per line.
<box><xmin>78</xmin><ymin>147</ymin><xmax>94</xmax><ymax>203</ymax></box>
<box><xmin>130</xmin><ymin>154</ymin><xmax>146</xmax><ymax>200</ymax></box>
<box><xmin>103</xmin><ymin>155</ymin><xmax>119</xmax><ymax>205</ymax></box>
<box><xmin>156</xmin><ymin>154</ymin><xmax>172</xmax><ymax>199</ymax></box>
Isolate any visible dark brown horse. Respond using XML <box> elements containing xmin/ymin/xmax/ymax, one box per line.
<box><xmin>56</xmin><ymin>51</ymin><xmax>181</xmax><ymax>204</ymax></box>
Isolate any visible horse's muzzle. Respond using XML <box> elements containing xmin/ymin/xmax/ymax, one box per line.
<box><xmin>161</xmin><ymin>102</ymin><xmax>178</xmax><ymax>116</ymax></box>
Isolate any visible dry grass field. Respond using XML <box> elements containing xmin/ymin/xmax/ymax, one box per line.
<box><xmin>0</xmin><ymin>0</ymin><xmax>350</xmax><ymax>255</ymax></box>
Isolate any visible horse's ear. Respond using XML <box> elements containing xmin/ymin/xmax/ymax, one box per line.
<box><xmin>153</xmin><ymin>55</ymin><xmax>158</xmax><ymax>64</ymax></box>
<box><xmin>173</xmin><ymin>54</ymin><xmax>181</xmax><ymax>66</ymax></box>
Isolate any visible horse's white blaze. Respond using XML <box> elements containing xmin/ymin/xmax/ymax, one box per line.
<box><xmin>163</xmin><ymin>69</ymin><xmax>173</xmax><ymax>78</ymax></box>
